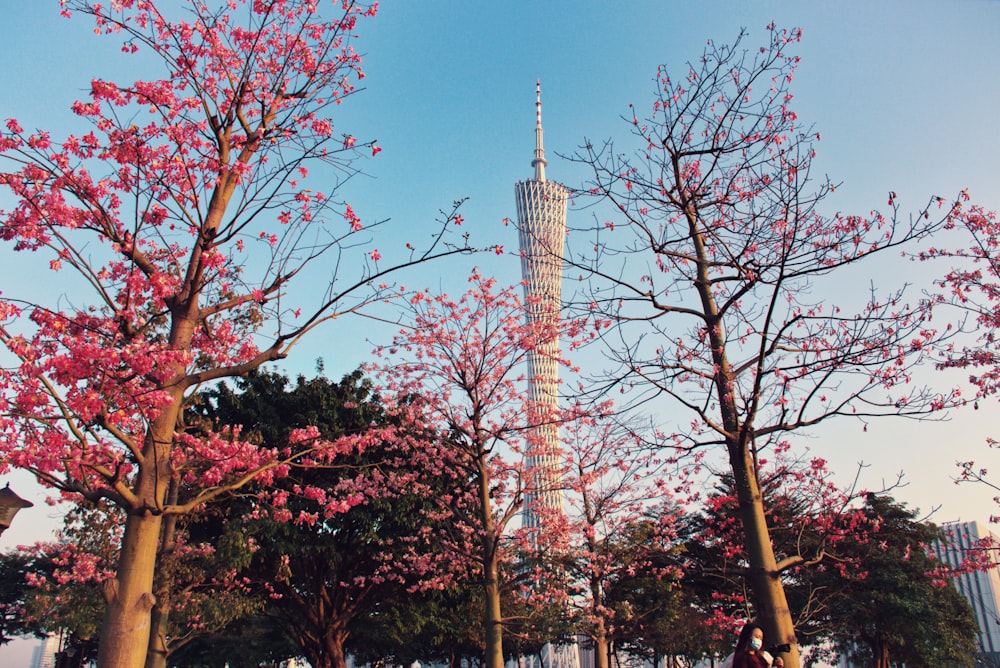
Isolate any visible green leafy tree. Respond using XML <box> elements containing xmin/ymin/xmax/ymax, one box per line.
<box><xmin>189</xmin><ymin>367</ymin><xmax>459</xmax><ymax>668</ymax></box>
<box><xmin>147</xmin><ymin>500</ymin><xmax>266</xmax><ymax>668</ymax></box>
<box><xmin>165</xmin><ymin>614</ymin><xmax>299</xmax><ymax>668</ymax></box>
<box><xmin>602</xmin><ymin>516</ymin><xmax>722</xmax><ymax>668</ymax></box>
<box><xmin>348</xmin><ymin>583</ymin><xmax>485</xmax><ymax>668</ymax></box>
<box><xmin>0</xmin><ymin>551</ymin><xmax>47</xmax><ymax>645</ymax></box>
<box><xmin>816</xmin><ymin>495</ymin><xmax>979</xmax><ymax>668</ymax></box>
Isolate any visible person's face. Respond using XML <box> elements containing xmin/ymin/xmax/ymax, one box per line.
<box><xmin>752</xmin><ymin>629</ymin><xmax>764</xmax><ymax>644</ymax></box>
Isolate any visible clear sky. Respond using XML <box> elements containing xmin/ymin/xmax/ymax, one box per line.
<box><xmin>1</xmin><ymin>1</ymin><xmax>1000</xmax><ymax>660</ymax></box>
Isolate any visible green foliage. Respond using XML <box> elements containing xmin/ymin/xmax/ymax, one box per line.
<box><xmin>815</xmin><ymin>495</ymin><xmax>979</xmax><ymax>668</ymax></box>
<box><xmin>0</xmin><ymin>551</ymin><xmax>47</xmax><ymax>644</ymax></box>
<box><xmin>189</xmin><ymin>366</ymin><xmax>455</xmax><ymax>668</ymax></box>
<box><xmin>166</xmin><ymin>615</ymin><xmax>300</xmax><ymax>668</ymax></box>
<box><xmin>602</xmin><ymin>517</ymin><xmax>723</xmax><ymax>665</ymax></box>
<box><xmin>349</xmin><ymin>584</ymin><xmax>485</xmax><ymax>668</ymax></box>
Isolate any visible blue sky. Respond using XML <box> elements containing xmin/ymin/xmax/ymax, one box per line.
<box><xmin>1</xmin><ymin>0</ymin><xmax>999</xmax><ymax>597</ymax></box>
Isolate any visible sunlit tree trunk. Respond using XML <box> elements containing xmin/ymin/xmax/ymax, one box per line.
<box><xmin>593</xmin><ymin>636</ymin><xmax>610</xmax><ymax>668</ymax></box>
<box><xmin>145</xmin><ymin>482</ymin><xmax>180</xmax><ymax>668</ymax></box>
<box><xmin>98</xmin><ymin>513</ymin><xmax>162</xmax><ymax>668</ymax></box>
<box><xmin>100</xmin><ymin>309</ymin><xmax>191</xmax><ymax>667</ymax></box>
<box><xmin>729</xmin><ymin>443</ymin><xmax>800</xmax><ymax>668</ymax></box>
<box><xmin>480</xmin><ymin>452</ymin><xmax>505</xmax><ymax>668</ymax></box>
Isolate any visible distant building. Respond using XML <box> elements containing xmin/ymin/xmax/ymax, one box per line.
<box><xmin>29</xmin><ymin>634</ymin><xmax>59</xmax><ymax>668</ymax></box>
<box><xmin>514</xmin><ymin>80</ymin><xmax>569</xmax><ymax>530</ymax></box>
<box><xmin>512</xmin><ymin>81</ymin><xmax>578</xmax><ymax>668</ymax></box>
<box><xmin>933</xmin><ymin>520</ymin><xmax>1000</xmax><ymax>663</ymax></box>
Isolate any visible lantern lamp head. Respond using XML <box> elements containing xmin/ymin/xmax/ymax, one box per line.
<box><xmin>0</xmin><ymin>484</ymin><xmax>33</xmax><ymax>537</ymax></box>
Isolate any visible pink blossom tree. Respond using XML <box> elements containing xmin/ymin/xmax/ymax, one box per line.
<box><xmin>924</xmin><ymin>203</ymin><xmax>1000</xmax><ymax>398</ymax></box>
<box><xmin>565</xmin><ymin>26</ymin><xmax>972</xmax><ymax>668</ymax></box>
<box><xmin>919</xmin><ymin>204</ymin><xmax>1000</xmax><ymax>504</ymax></box>
<box><xmin>0</xmin><ymin>2</ymin><xmax>476</xmax><ymax>666</ymax></box>
<box><xmin>370</xmin><ymin>272</ymin><xmax>589</xmax><ymax>668</ymax></box>
<box><xmin>556</xmin><ymin>410</ymin><xmax>680</xmax><ymax>668</ymax></box>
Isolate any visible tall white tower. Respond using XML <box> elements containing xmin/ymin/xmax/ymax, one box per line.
<box><xmin>513</xmin><ymin>80</ymin><xmax>581</xmax><ymax>668</ymax></box>
<box><xmin>514</xmin><ymin>81</ymin><xmax>569</xmax><ymax>530</ymax></box>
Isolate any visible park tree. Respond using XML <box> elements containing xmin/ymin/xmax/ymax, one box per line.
<box><xmin>186</xmin><ymin>367</ymin><xmax>460</xmax><ymax>668</ymax></box>
<box><xmin>347</xmin><ymin>584</ymin><xmax>486</xmax><ymax>668</ymax></box>
<box><xmin>555</xmin><ymin>412</ymin><xmax>679</xmax><ymax>668</ymax></box>
<box><xmin>919</xmin><ymin>205</ymin><xmax>1000</xmax><ymax>505</ymax></box>
<box><xmin>565</xmin><ymin>25</ymin><xmax>972</xmax><ymax>668</ymax></box>
<box><xmin>599</xmin><ymin>515</ymin><xmax>692</xmax><ymax>668</ymax></box>
<box><xmin>0</xmin><ymin>2</ymin><xmax>477</xmax><ymax>667</ymax></box>
<box><xmin>370</xmin><ymin>272</ymin><xmax>590</xmax><ymax>668</ymax></box>
<box><xmin>144</xmin><ymin>493</ymin><xmax>263</xmax><ymax>668</ymax></box>
<box><xmin>0</xmin><ymin>551</ymin><xmax>48</xmax><ymax>647</ymax></box>
<box><xmin>166</xmin><ymin>613</ymin><xmax>299</xmax><ymax>668</ymax></box>
<box><xmin>814</xmin><ymin>495</ymin><xmax>979</xmax><ymax>668</ymax></box>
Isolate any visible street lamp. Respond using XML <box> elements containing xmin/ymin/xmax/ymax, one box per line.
<box><xmin>0</xmin><ymin>483</ymin><xmax>33</xmax><ymax>537</ymax></box>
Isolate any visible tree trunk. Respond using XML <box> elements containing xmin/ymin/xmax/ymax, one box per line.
<box><xmin>690</xmin><ymin>210</ymin><xmax>801</xmax><ymax>668</ymax></box>
<box><xmin>592</xmin><ymin>636</ymin><xmax>610</xmax><ymax>668</ymax></box>
<box><xmin>145</xmin><ymin>484</ymin><xmax>180</xmax><ymax>668</ymax></box>
<box><xmin>873</xmin><ymin>639</ymin><xmax>891</xmax><ymax>668</ymax></box>
<box><xmin>730</xmin><ymin>442</ymin><xmax>800</xmax><ymax>668</ymax></box>
<box><xmin>99</xmin><ymin>395</ymin><xmax>181</xmax><ymax>668</ymax></box>
<box><xmin>484</xmin><ymin>550</ymin><xmax>505</xmax><ymax>668</ymax></box>
<box><xmin>318</xmin><ymin>629</ymin><xmax>349</xmax><ymax>668</ymax></box>
<box><xmin>97</xmin><ymin>511</ymin><xmax>162</xmax><ymax>668</ymax></box>
<box><xmin>329</xmin><ymin>639</ymin><xmax>347</xmax><ymax>668</ymax></box>
<box><xmin>476</xmin><ymin>447</ymin><xmax>504</xmax><ymax>668</ymax></box>
<box><xmin>144</xmin><ymin>604</ymin><xmax>168</xmax><ymax>668</ymax></box>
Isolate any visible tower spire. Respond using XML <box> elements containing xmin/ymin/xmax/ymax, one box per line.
<box><xmin>532</xmin><ymin>79</ymin><xmax>547</xmax><ymax>182</ymax></box>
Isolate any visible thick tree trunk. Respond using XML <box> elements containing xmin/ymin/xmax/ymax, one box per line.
<box><xmin>304</xmin><ymin>630</ymin><xmax>348</xmax><ymax>668</ymax></box>
<box><xmin>592</xmin><ymin>636</ymin><xmax>610</xmax><ymax>668</ymax></box>
<box><xmin>99</xmin><ymin>387</ymin><xmax>182</xmax><ymax>668</ymax></box>
<box><xmin>484</xmin><ymin>551</ymin><xmax>505</xmax><ymax>668</ymax></box>
<box><xmin>329</xmin><ymin>636</ymin><xmax>348</xmax><ymax>668</ymax></box>
<box><xmin>144</xmin><ymin>604</ymin><xmax>169</xmax><ymax>668</ymax></box>
<box><xmin>588</xmin><ymin>554</ymin><xmax>609</xmax><ymax>668</ymax></box>
<box><xmin>144</xmin><ymin>504</ymin><xmax>179</xmax><ymax>668</ymax></box>
<box><xmin>97</xmin><ymin>511</ymin><xmax>162</xmax><ymax>668</ymax></box>
<box><xmin>731</xmin><ymin>443</ymin><xmax>800</xmax><ymax>668</ymax></box>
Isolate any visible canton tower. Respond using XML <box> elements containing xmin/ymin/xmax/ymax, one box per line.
<box><xmin>514</xmin><ymin>82</ymin><xmax>580</xmax><ymax>668</ymax></box>
<box><xmin>514</xmin><ymin>81</ymin><xmax>568</xmax><ymax>530</ymax></box>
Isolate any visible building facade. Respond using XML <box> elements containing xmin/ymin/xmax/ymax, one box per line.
<box><xmin>514</xmin><ymin>81</ymin><xmax>569</xmax><ymax>530</ymax></box>
<box><xmin>513</xmin><ymin>82</ymin><xmax>579</xmax><ymax>668</ymax></box>
<box><xmin>934</xmin><ymin>520</ymin><xmax>1000</xmax><ymax>663</ymax></box>
<box><xmin>29</xmin><ymin>634</ymin><xmax>59</xmax><ymax>668</ymax></box>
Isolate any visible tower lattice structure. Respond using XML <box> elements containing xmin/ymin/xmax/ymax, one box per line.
<box><xmin>515</xmin><ymin>81</ymin><xmax>569</xmax><ymax>530</ymax></box>
<box><xmin>512</xmin><ymin>81</ymin><xmax>581</xmax><ymax>668</ymax></box>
